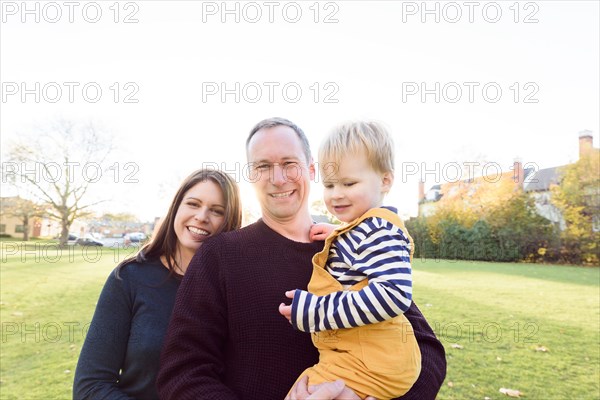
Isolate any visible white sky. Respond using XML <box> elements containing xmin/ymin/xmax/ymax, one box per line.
<box><xmin>1</xmin><ymin>0</ymin><xmax>599</xmax><ymax>221</ymax></box>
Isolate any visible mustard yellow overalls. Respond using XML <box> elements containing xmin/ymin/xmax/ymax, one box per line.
<box><xmin>293</xmin><ymin>208</ymin><xmax>421</xmax><ymax>399</ymax></box>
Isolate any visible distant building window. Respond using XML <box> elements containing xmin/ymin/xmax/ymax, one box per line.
<box><xmin>593</xmin><ymin>215</ymin><xmax>600</xmax><ymax>233</ymax></box>
<box><xmin>0</xmin><ymin>224</ymin><xmax>5</xmax><ymax>233</ymax></box>
<box><xmin>425</xmin><ymin>190</ymin><xmax>439</xmax><ymax>201</ymax></box>
<box><xmin>15</xmin><ymin>225</ymin><xmax>25</xmax><ymax>233</ymax></box>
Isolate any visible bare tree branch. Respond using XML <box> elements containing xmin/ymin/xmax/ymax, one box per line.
<box><xmin>3</xmin><ymin>120</ymin><xmax>114</xmax><ymax>246</ymax></box>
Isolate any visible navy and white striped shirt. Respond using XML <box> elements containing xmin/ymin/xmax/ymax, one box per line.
<box><xmin>291</xmin><ymin>208</ymin><xmax>413</xmax><ymax>333</ymax></box>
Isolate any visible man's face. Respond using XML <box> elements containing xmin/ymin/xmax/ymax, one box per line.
<box><xmin>247</xmin><ymin>125</ymin><xmax>314</xmax><ymax>224</ymax></box>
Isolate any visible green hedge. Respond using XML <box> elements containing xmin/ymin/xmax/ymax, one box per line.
<box><xmin>406</xmin><ymin>214</ymin><xmax>560</xmax><ymax>263</ymax></box>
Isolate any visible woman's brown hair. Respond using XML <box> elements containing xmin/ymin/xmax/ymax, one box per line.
<box><xmin>117</xmin><ymin>169</ymin><xmax>242</xmax><ymax>277</ymax></box>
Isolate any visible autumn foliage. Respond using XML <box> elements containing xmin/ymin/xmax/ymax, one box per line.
<box><xmin>407</xmin><ymin>155</ymin><xmax>599</xmax><ymax>265</ymax></box>
<box><xmin>550</xmin><ymin>152</ymin><xmax>600</xmax><ymax>265</ymax></box>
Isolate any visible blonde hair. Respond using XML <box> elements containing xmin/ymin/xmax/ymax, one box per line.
<box><xmin>319</xmin><ymin>121</ymin><xmax>395</xmax><ymax>175</ymax></box>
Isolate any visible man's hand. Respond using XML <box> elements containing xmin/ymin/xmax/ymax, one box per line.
<box><xmin>286</xmin><ymin>376</ymin><xmax>376</xmax><ymax>400</ymax></box>
<box><xmin>310</xmin><ymin>223</ymin><xmax>336</xmax><ymax>241</ymax></box>
<box><xmin>278</xmin><ymin>290</ymin><xmax>295</xmax><ymax>322</ymax></box>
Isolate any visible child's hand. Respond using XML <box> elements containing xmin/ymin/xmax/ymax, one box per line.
<box><xmin>310</xmin><ymin>223</ymin><xmax>335</xmax><ymax>241</ymax></box>
<box><xmin>278</xmin><ymin>290</ymin><xmax>295</xmax><ymax>322</ymax></box>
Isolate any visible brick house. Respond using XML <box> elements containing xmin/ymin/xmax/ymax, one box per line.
<box><xmin>418</xmin><ymin>130</ymin><xmax>599</xmax><ymax>230</ymax></box>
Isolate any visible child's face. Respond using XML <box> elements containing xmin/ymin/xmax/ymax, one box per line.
<box><xmin>322</xmin><ymin>150</ymin><xmax>393</xmax><ymax>223</ymax></box>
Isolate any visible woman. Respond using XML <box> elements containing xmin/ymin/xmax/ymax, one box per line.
<box><xmin>73</xmin><ymin>169</ymin><xmax>242</xmax><ymax>399</ymax></box>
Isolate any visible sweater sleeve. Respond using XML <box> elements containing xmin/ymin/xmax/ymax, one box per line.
<box><xmin>157</xmin><ymin>240</ymin><xmax>238</xmax><ymax>400</ymax></box>
<box><xmin>291</xmin><ymin>219</ymin><xmax>413</xmax><ymax>332</ymax></box>
<box><xmin>73</xmin><ymin>270</ymin><xmax>134</xmax><ymax>400</ymax></box>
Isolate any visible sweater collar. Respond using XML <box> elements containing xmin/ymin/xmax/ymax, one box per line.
<box><xmin>254</xmin><ymin>218</ymin><xmax>324</xmax><ymax>249</ymax></box>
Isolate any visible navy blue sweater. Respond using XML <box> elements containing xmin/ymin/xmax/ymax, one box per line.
<box><xmin>157</xmin><ymin>220</ymin><xmax>446</xmax><ymax>399</ymax></box>
<box><xmin>73</xmin><ymin>259</ymin><xmax>180</xmax><ymax>399</ymax></box>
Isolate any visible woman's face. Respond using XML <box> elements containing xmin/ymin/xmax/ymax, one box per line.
<box><xmin>174</xmin><ymin>179</ymin><xmax>226</xmax><ymax>262</ymax></box>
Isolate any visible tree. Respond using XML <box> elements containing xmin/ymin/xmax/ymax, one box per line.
<box><xmin>85</xmin><ymin>212</ymin><xmax>140</xmax><ymax>236</ymax></box>
<box><xmin>411</xmin><ymin>171</ymin><xmax>554</xmax><ymax>262</ymax></box>
<box><xmin>2</xmin><ymin>120</ymin><xmax>113</xmax><ymax>246</ymax></box>
<box><xmin>0</xmin><ymin>197</ymin><xmax>45</xmax><ymax>241</ymax></box>
<box><xmin>551</xmin><ymin>152</ymin><xmax>600</xmax><ymax>264</ymax></box>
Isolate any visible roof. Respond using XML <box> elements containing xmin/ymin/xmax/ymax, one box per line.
<box><xmin>420</xmin><ymin>165</ymin><xmax>562</xmax><ymax>202</ymax></box>
<box><xmin>420</xmin><ymin>185</ymin><xmax>443</xmax><ymax>204</ymax></box>
<box><xmin>523</xmin><ymin>166</ymin><xmax>564</xmax><ymax>192</ymax></box>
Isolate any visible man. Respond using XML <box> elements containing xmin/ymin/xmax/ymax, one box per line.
<box><xmin>157</xmin><ymin>118</ymin><xmax>446</xmax><ymax>399</ymax></box>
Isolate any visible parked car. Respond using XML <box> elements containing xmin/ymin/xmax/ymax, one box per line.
<box><xmin>124</xmin><ymin>232</ymin><xmax>147</xmax><ymax>243</ymax></box>
<box><xmin>67</xmin><ymin>234</ymin><xmax>79</xmax><ymax>245</ymax></box>
<box><xmin>76</xmin><ymin>237</ymin><xmax>104</xmax><ymax>247</ymax></box>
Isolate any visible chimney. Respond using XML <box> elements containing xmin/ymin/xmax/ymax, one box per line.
<box><xmin>418</xmin><ymin>181</ymin><xmax>425</xmax><ymax>202</ymax></box>
<box><xmin>579</xmin><ymin>130</ymin><xmax>593</xmax><ymax>159</ymax></box>
<box><xmin>512</xmin><ymin>157</ymin><xmax>524</xmax><ymax>187</ymax></box>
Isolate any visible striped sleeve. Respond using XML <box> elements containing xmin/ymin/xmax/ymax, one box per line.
<box><xmin>291</xmin><ymin>218</ymin><xmax>413</xmax><ymax>333</ymax></box>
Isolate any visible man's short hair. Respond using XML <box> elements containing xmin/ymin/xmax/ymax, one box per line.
<box><xmin>319</xmin><ymin>121</ymin><xmax>395</xmax><ymax>174</ymax></box>
<box><xmin>246</xmin><ymin>117</ymin><xmax>312</xmax><ymax>164</ymax></box>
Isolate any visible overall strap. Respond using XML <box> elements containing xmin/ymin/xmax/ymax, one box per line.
<box><xmin>309</xmin><ymin>207</ymin><xmax>415</xmax><ymax>295</ymax></box>
<box><xmin>356</xmin><ymin>207</ymin><xmax>414</xmax><ymax>262</ymax></box>
<box><xmin>318</xmin><ymin>207</ymin><xmax>414</xmax><ymax>265</ymax></box>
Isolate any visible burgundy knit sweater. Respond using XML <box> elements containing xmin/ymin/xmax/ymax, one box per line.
<box><xmin>157</xmin><ymin>220</ymin><xmax>446</xmax><ymax>400</ymax></box>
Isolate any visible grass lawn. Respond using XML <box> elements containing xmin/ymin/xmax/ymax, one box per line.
<box><xmin>1</xmin><ymin>242</ymin><xmax>139</xmax><ymax>400</ymax></box>
<box><xmin>414</xmin><ymin>258</ymin><xmax>599</xmax><ymax>399</ymax></box>
<box><xmin>1</xmin><ymin>241</ymin><xmax>599</xmax><ymax>399</ymax></box>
